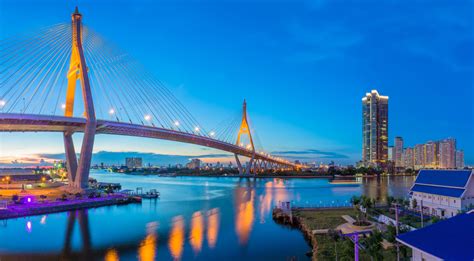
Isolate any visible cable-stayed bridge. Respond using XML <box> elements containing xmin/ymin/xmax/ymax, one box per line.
<box><xmin>0</xmin><ymin>7</ymin><xmax>300</xmax><ymax>190</ymax></box>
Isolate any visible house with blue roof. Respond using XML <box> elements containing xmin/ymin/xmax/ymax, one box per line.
<box><xmin>397</xmin><ymin>210</ymin><xmax>474</xmax><ymax>261</ymax></box>
<box><xmin>410</xmin><ymin>169</ymin><xmax>474</xmax><ymax>218</ymax></box>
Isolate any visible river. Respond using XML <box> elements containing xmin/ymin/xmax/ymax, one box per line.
<box><xmin>0</xmin><ymin>170</ymin><xmax>415</xmax><ymax>260</ymax></box>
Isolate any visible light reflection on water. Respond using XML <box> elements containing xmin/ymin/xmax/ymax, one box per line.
<box><xmin>0</xmin><ymin>171</ymin><xmax>415</xmax><ymax>260</ymax></box>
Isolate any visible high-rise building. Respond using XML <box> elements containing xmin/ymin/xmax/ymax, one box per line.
<box><xmin>362</xmin><ymin>90</ymin><xmax>389</xmax><ymax>167</ymax></box>
<box><xmin>388</xmin><ymin>146</ymin><xmax>394</xmax><ymax>162</ymax></box>
<box><xmin>186</xmin><ymin>158</ymin><xmax>202</xmax><ymax>169</ymax></box>
<box><xmin>394</xmin><ymin>137</ymin><xmax>404</xmax><ymax>167</ymax></box>
<box><xmin>439</xmin><ymin>138</ymin><xmax>456</xmax><ymax>169</ymax></box>
<box><xmin>403</xmin><ymin>147</ymin><xmax>414</xmax><ymax>169</ymax></box>
<box><xmin>414</xmin><ymin>144</ymin><xmax>425</xmax><ymax>169</ymax></box>
<box><xmin>456</xmin><ymin>150</ymin><xmax>464</xmax><ymax>169</ymax></box>
<box><xmin>424</xmin><ymin>141</ymin><xmax>438</xmax><ymax>168</ymax></box>
<box><xmin>125</xmin><ymin>157</ymin><xmax>142</xmax><ymax>168</ymax></box>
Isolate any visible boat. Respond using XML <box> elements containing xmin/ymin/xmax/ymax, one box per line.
<box><xmin>141</xmin><ymin>189</ymin><xmax>160</xmax><ymax>199</ymax></box>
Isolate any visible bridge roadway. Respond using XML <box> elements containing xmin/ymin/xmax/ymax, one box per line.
<box><xmin>0</xmin><ymin>113</ymin><xmax>297</xmax><ymax>169</ymax></box>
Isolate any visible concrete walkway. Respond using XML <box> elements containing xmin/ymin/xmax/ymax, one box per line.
<box><xmin>342</xmin><ymin>215</ymin><xmax>356</xmax><ymax>223</ymax></box>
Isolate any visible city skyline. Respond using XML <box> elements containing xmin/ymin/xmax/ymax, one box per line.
<box><xmin>0</xmin><ymin>0</ymin><xmax>473</xmax><ymax>165</ymax></box>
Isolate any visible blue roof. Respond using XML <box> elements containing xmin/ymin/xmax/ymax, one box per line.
<box><xmin>397</xmin><ymin>212</ymin><xmax>474</xmax><ymax>260</ymax></box>
<box><xmin>411</xmin><ymin>184</ymin><xmax>465</xmax><ymax>197</ymax></box>
<box><xmin>415</xmin><ymin>170</ymin><xmax>472</xmax><ymax>187</ymax></box>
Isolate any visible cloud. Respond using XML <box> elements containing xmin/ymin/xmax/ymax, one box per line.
<box><xmin>1</xmin><ymin>151</ymin><xmax>233</xmax><ymax>167</ymax></box>
<box><xmin>272</xmin><ymin>149</ymin><xmax>349</xmax><ymax>159</ymax></box>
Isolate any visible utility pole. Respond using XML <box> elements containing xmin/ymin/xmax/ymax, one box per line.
<box><xmin>420</xmin><ymin>199</ymin><xmax>424</xmax><ymax>228</ymax></box>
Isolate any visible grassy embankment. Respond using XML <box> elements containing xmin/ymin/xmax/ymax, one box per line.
<box><xmin>293</xmin><ymin>208</ymin><xmax>402</xmax><ymax>260</ymax></box>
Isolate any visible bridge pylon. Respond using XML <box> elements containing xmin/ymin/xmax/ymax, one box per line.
<box><xmin>63</xmin><ymin>7</ymin><xmax>96</xmax><ymax>190</ymax></box>
<box><xmin>234</xmin><ymin>99</ymin><xmax>256</xmax><ymax>175</ymax></box>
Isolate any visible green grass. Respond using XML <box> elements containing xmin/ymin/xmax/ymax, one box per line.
<box><xmin>293</xmin><ymin>208</ymin><xmax>356</xmax><ymax>230</ymax></box>
<box><xmin>294</xmin><ymin>208</ymin><xmax>410</xmax><ymax>260</ymax></box>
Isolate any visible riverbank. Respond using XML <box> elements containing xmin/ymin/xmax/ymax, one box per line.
<box><xmin>0</xmin><ymin>193</ymin><xmax>140</xmax><ymax>220</ymax></box>
<box><xmin>273</xmin><ymin>207</ymin><xmax>403</xmax><ymax>260</ymax></box>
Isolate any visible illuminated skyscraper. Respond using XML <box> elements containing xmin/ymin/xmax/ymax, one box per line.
<box><xmin>403</xmin><ymin>147</ymin><xmax>414</xmax><ymax>169</ymax></box>
<box><xmin>362</xmin><ymin>90</ymin><xmax>389</xmax><ymax>167</ymax></box>
<box><xmin>456</xmin><ymin>150</ymin><xmax>464</xmax><ymax>169</ymax></box>
<box><xmin>394</xmin><ymin>137</ymin><xmax>404</xmax><ymax>167</ymax></box>
<box><xmin>424</xmin><ymin>141</ymin><xmax>438</xmax><ymax>168</ymax></box>
<box><xmin>439</xmin><ymin>138</ymin><xmax>456</xmax><ymax>169</ymax></box>
<box><xmin>414</xmin><ymin>144</ymin><xmax>425</xmax><ymax>169</ymax></box>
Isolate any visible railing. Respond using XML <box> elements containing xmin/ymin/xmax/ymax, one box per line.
<box><xmin>280</xmin><ymin>200</ymin><xmax>353</xmax><ymax>209</ymax></box>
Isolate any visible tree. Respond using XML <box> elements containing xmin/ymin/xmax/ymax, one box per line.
<box><xmin>364</xmin><ymin>231</ymin><xmax>383</xmax><ymax>261</ymax></box>
<box><xmin>386</xmin><ymin>196</ymin><xmax>395</xmax><ymax>207</ymax></box>
<box><xmin>411</xmin><ymin>198</ymin><xmax>417</xmax><ymax>209</ymax></box>
<box><xmin>328</xmin><ymin>229</ymin><xmax>341</xmax><ymax>260</ymax></box>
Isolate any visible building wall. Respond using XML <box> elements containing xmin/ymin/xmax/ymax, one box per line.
<box><xmin>362</xmin><ymin>90</ymin><xmax>388</xmax><ymax>167</ymax></box>
<box><xmin>395</xmin><ymin>137</ymin><xmax>403</xmax><ymax>167</ymax></box>
<box><xmin>411</xmin><ymin>248</ymin><xmax>442</xmax><ymax>261</ymax></box>
<box><xmin>412</xmin><ymin>192</ymin><xmax>461</xmax><ymax>218</ymax></box>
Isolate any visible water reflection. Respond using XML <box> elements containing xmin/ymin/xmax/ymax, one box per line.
<box><xmin>234</xmin><ymin>184</ymin><xmax>255</xmax><ymax>245</ymax></box>
<box><xmin>168</xmin><ymin>216</ymin><xmax>185</xmax><ymax>260</ymax></box>
<box><xmin>259</xmin><ymin>179</ymin><xmax>289</xmax><ymax>223</ymax></box>
<box><xmin>105</xmin><ymin>248</ymin><xmax>119</xmax><ymax>261</ymax></box>
<box><xmin>206</xmin><ymin>208</ymin><xmax>220</xmax><ymax>249</ymax></box>
<box><xmin>190</xmin><ymin>211</ymin><xmax>204</xmax><ymax>254</ymax></box>
<box><xmin>0</xmin><ymin>175</ymin><xmax>415</xmax><ymax>260</ymax></box>
<box><xmin>138</xmin><ymin>222</ymin><xmax>158</xmax><ymax>261</ymax></box>
<box><xmin>63</xmin><ymin>209</ymin><xmax>92</xmax><ymax>259</ymax></box>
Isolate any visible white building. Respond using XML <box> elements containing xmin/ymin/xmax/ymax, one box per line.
<box><xmin>410</xmin><ymin>169</ymin><xmax>474</xmax><ymax>218</ymax></box>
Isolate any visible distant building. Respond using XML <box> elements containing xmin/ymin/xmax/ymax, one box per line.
<box><xmin>414</xmin><ymin>144</ymin><xmax>425</xmax><ymax>170</ymax></box>
<box><xmin>456</xmin><ymin>150</ymin><xmax>464</xmax><ymax>169</ymax></box>
<box><xmin>439</xmin><ymin>138</ymin><xmax>456</xmax><ymax>169</ymax></box>
<box><xmin>388</xmin><ymin>146</ymin><xmax>394</xmax><ymax>162</ymax></box>
<box><xmin>125</xmin><ymin>157</ymin><xmax>142</xmax><ymax>168</ymax></box>
<box><xmin>186</xmin><ymin>158</ymin><xmax>201</xmax><ymax>169</ymax></box>
<box><xmin>362</xmin><ymin>90</ymin><xmax>389</xmax><ymax>167</ymax></box>
<box><xmin>397</xmin><ymin>210</ymin><xmax>474</xmax><ymax>261</ymax></box>
<box><xmin>424</xmin><ymin>141</ymin><xmax>438</xmax><ymax>168</ymax></box>
<box><xmin>403</xmin><ymin>147</ymin><xmax>414</xmax><ymax>169</ymax></box>
<box><xmin>409</xmin><ymin>169</ymin><xmax>474</xmax><ymax>218</ymax></box>
<box><xmin>394</xmin><ymin>137</ymin><xmax>403</xmax><ymax>167</ymax></box>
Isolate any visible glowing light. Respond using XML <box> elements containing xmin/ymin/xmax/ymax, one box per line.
<box><xmin>61</xmin><ymin>104</ymin><xmax>66</xmax><ymax>109</ymax></box>
<box><xmin>209</xmin><ymin>131</ymin><xmax>215</xmax><ymax>137</ymax></box>
<box><xmin>174</xmin><ymin>121</ymin><xmax>180</xmax><ymax>126</ymax></box>
<box><xmin>144</xmin><ymin>115</ymin><xmax>151</xmax><ymax>121</ymax></box>
<box><xmin>27</xmin><ymin>197</ymin><xmax>32</xmax><ymax>203</ymax></box>
<box><xmin>190</xmin><ymin>211</ymin><xmax>204</xmax><ymax>254</ymax></box>
<box><xmin>235</xmin><ymin>189</ymin><xmax>255</xmax><ymax>245</ymax></box>
<box><xmin>138</xmin><ymin>222</ymin><xmax>157</xmax><ymax>261</ymax></box>
<box><xmin>105</xmin><ymin>248</ymin><xmax>119</xmax><ymax>261</ymax></box>
<box><xmin>246</xmin><ymin>144</ymin><xmax>252</xmax><ymax>150</ymax></box>
<box><xmin>109</xmin><ymin>108</ymin><xmax>115</xmax><ymax>114</ymax></box>
<box><xmin>40</xmin><ymin>215</ymin><xmax>47</xmax><ymax>225</ymax></box>
<box><xmin>169</xmin><ymin>216</ymin><xmax>185</xmax><ymax>260</ymax></box>
<box><xmin>207</xmin><ymin>208</ymin><xmax>220</xmax><ymax>249</ymax></box>
<box><xmin>0</xmin><ymin>100</ymin><xmax>5</xmax><ymax>107</ymax></box>
<box><xmin>194</xmin><ymin>127</ymin><xmax>200</xmax><ymax>132</ymax></box>
<box><xmin>26</xmin><ymin>221</ymin><xmax>32</xmax><ymax>232</ymax></box>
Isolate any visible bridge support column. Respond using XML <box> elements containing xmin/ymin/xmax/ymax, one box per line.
<box><xmin>63</xmin><ymin>132</ymin><xmax>78</xmax><ymax>184</ymax></box>
<box><xmin>62</xmin><ymin>7</ymin><xmax>96</xmax><ymax>190</ymax></box>
<box><xmin>235</xmin><ymin>154</ymin><xmax>244</xmax><ymax>175</ymax></box>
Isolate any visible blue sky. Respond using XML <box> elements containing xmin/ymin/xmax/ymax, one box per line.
<box><xmin>0</xmin><ymin>0</ymin><xmax>473</xmax><ymax>166</ymax></box>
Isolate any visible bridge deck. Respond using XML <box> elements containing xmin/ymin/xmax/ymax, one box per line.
<box><xmin>0</xmin><ymin>113</ymin><xmax>296</xmax><ymax>168</ymax></box>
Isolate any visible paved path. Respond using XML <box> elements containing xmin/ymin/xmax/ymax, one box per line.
<box><xmin>342</xmin><ymin>215</ymin><xmax>355</xmax><ymax>223</ymax></box>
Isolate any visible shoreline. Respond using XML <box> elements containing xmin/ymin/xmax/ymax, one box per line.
<box><xmin>0</xmin><ymin>194</ymin><xmax>140</xmax><ymax>220</ymax></box>
<box><xmin>111</xmin><ymin>172</ymin><xmax>417</xmax><ymax>179</ymax></box>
